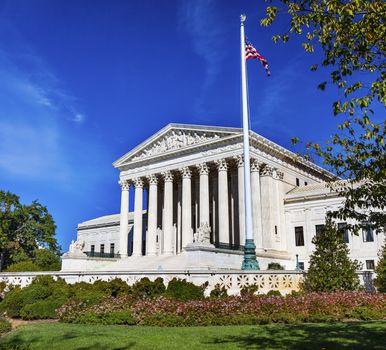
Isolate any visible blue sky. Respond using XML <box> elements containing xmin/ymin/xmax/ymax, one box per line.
<box><xmin>0</xmin><ymin>0</ymin><xmax>361</xmax><ymax>251</ymax></box>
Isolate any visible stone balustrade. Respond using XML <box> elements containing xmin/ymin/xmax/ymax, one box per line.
<box><xmin>0</xmin><ymin>270</ymin><xmax>375</xmax><ymax>294</ymax></box>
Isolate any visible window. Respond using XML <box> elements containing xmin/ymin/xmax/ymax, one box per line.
<box><xmin>275</xmin><ymin>225</ymin><xmax>278</xmax><ymax>235</ymax></box>
<box><xmin>304</xmin><ymin>181</ymin><xmax>308</xmax><ymax>186</ymax></box>
<box><xmin>110</xmin><ymin>243</ymin><xmax>115</xmax><ymax>256</ymax></box>
<box><xmin>366</xmin><ymin>260</ymin><xmax>375</xmax><ymax>270</ymax></box>
<box><xmin>315</xmin><ymin>224</ymin><xmax>325</xmax><ymax>236</ymax></box>
<box><xmin>100</xmin><ymin>244</ymin><xmax>105</xmax><ymax>254</ymax></box>
<box><xmin>296</xmin><ymin>178</ymin><xmax>300</xmax><ymax>186</ymax></box>
<box><xmin>295</xmin><ymin>226</ymin><xmax>304</xmax><ymax>246</ymax></box>
<box><xmin>338</xmin><ymin>222</ymin><xmax>349</xmax><ymax>243</ymax></box>
<box><xmin>298</xmin><ymin>262</ymin><xmax>305</xmax><ymax>270</ymax></box>
<box><xmin>90</xmin><ymin>245</ymin><xmax>95</xmax><ymax>257</ymax></box>
<box><xmin>362</xmin><ymin>224</ymin><xmax>374</xmax><ymax>242</ymax></box>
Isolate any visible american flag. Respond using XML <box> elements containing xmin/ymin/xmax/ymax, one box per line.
<box><xmin>245</xmin><ymin>39</ymin><xmax>271</xmax><ymax>77</ymax></box>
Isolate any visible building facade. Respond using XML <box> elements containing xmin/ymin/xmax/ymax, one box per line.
<box><xmin>62</xmin><ymin>124</ymin><xmax>384</xmax><ymax>272</ymax></box>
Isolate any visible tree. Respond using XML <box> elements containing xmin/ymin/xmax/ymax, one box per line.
<box><xmin>0</xmin><ymin>190</ymin><xmax>60</xmax><ymax>271</ymax></box>
<box><xmin>374</xmin><ymin>242</ymin><xmax>386</xmax><ymax>292</ymax></box>
<box><xmin>303</xmin><ymin>218</ymin><xmax>361</xmax><ymax>292</ymax></box>
<box><xmin>261</xmin><ymin>0</ymin><xmax>386</xmax><ymax>233</ymax></box>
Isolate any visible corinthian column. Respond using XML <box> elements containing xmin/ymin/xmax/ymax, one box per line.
<box><xmin>251</xmin><ymin>159</ymin><xmax>263</xmax><ymax>249</ymax></box>
<box><xmin>180</xmin><ymin>167</ymin><xmax>192</xmax><ymax>248</ymax></box>
<box><xmin>118</xmin><ymin>180</ymin><xmax>130</xmax><ymax>257</ymax></box>
<box><xmin>215</xmin><ymin>159</ymin><xmax>229</xmax><ymax>245</ymax></box>
<box><xmin>132</xmin><ymin>178</ymin><xmax>144</xmax><ymax>256</ymax></box>
<box><xmin>235</xmin><ymin>155</ymin><xmax>245</xmax><ymax>246</ymax></box>
<box><xmin>197</xmin><ymin>163</ymin><xmax>210</xmax><ymax>229</ymax></box>
<box><xmin>146</xmin><ymin>174</ymin><xmax>158</xmax><ymax>256</ymax></box>
<box><xmin>162</xmin><ymin>171</ymin><xmax>174</xmax><ymax>255</ymax></box>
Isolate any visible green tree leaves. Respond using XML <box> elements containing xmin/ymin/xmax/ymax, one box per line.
<box><xmin>0</xmin><ymin>190</ymin><xmax>60</xmax><ymax>271</ymax></box>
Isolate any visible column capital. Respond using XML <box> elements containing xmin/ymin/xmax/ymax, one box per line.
<box><xmin>250</xmin><ymin>159</ymin><xmax>261</xmax><ymax>172</ymax></box>
<box><xmin>162</xmin><ymin>170</ymin><xmax>174</xmax><ymax>182</ymax></box>
<box><xmin>215</xmin><ymin>158</ymin><xmax>228</xmax><ymax>171</ymax></box>
<box><xmin>119</xmin><ymin>179</ymin><xmax>130</xmax><ymax>191</ymax></box>
<box><xmin>197</xmin><ymin>163</ymin><xmax>210</xmax><ymax>175</ymax></box>
<box><xmin>147</xmin><ymin>174</ymin><xmax>158</xmax><ymax>185</ymax></box>
<box><xmin>133</xmin><ymin>178</ymin><xmax>144</xmax><ymax>188</ymax></box>
<box><xmin>234</xmin><ymin>155</ymin><xmax>244</xmax><ymax>167</ymax></box>
<box><xmin>259</xmin><ymin>164</ymin><xmax>274</xmax><ymax>177</ymax></box>
<box><xmin>179</xmin><ymin>167</ymin><xmax>192</xmax><ymax>179</ymax></box>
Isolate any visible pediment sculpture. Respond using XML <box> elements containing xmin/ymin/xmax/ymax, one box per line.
<box><xmin>132</xmin><ymin>130</ymin><xmax>221</xmax><ymax>160</ymax></box>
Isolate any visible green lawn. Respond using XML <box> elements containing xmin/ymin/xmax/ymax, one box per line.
<box><xmin>1</xmin><ymin>321</ymin><xmax>385</xmax><ymax>350</ymax></box>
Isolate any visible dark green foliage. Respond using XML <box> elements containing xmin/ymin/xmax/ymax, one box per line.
<box><xmin>267</xmin><ymin>262</ymin><xmax>284</xmax><ymax>270</ymax></box>
<box><xmin>131</xmin><ymin>277</ymin><xmax>165</xmax><ymax>299</ymax></box>
<box><xmin>0</xmin><ymin>191</ymin><xmax>60</xmax><ymax>272</ymax></box>
<box><xmin>164</xmin><ymin>278</ymin><xmax>204</xmax><ymax>301</ymax></box>
<box><xmin>34</xmin><ymin>249</ymin><xmax>60</xmax><ymax>271</ymax></box>
<box><xmin>374</xmin><ymin>242</ymin><xmax>386</xmax><ymax>292</ymax></box>
<box><xmin>19</xmin><ymin>297</ymin><xmax>68</xmax><ymax>320</ymax></box>
<box><xmin>5</xmin><ymin>261</ymin><xmax>42</xmax><ymax>272</ymax></box>
<box><xmin>93</xmin><ymin>278</ymin><xmax>131</xmax><ymax>297</ymax></box>
<box><xmin>209</xmin><ymin>284</ymin><xmax>228</xmax><ymax>298</ymax></box>
<box><xmin>303</xmin><ymin>218</ymin><xmax>361</xmax><ymax>292</ymax></box>
<box><xmin>240</xmin><ymin>285</ymin><xmax>259</xmax><ymax>297</ymax></box>
<box><xmin>266</xmin><ymin>290</ymin><xmax>281</xmax><ymax>297</ymax></box>
<box><xmin>0</xmin><ymin>318</ymin><xmax>11</xmax><ymax>335</ymax></box>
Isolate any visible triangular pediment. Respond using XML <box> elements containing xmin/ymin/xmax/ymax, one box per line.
<box><xmin>113</xmin><ymin>123</ymin><xmax>241</xmax><ymax>168</ymax></box>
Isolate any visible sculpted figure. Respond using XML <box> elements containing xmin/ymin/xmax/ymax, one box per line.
<box><xmin>193</xmin><ymin>222</ymin><xmax>211</xmax><ymax>244</ymax></box>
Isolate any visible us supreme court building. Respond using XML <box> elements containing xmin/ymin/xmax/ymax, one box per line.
<box><xmin>62</xmin><ymin>124</ymin><xmax>384</xmax><ymax>272</ymax></box>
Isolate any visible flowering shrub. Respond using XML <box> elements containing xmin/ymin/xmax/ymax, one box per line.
<box><xmin>57</xmin><ymin>291</ymin><xmax>386</xmax><ymax>326</ymax></box>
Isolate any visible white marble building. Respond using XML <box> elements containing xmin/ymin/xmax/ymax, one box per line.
<box><xmin>62</xmin><ymin>124</ymin><xmax>384</xmax><ymax>272</ymax></box>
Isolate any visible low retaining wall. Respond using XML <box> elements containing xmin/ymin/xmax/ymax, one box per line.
<box><xmin>0</xmin><ymin>270</ymin><xmax>375</xmax><ymax>295</ymax></box>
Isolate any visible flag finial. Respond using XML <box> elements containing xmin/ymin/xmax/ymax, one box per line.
<box><xmin>240</xmin><ymin>14</ymin><xmax>246</xmax><ymax>23</ymax></box>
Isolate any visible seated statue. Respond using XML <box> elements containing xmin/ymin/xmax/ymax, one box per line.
<box><xmin>193</xmin><ymin>222</ymin><xmax>211</xmax><ymax>245</ymax></box>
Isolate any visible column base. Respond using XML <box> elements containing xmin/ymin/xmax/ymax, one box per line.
<box><xmin>241</xmin><ymin>239</ymin><xmax>260</xmax><ymax>270</ymax></box>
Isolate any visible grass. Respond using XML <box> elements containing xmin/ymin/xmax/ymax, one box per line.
<box><xmin>0</xmin><ymin>321</ymin><xmax>385</xmax><ymax>349</ymax></box>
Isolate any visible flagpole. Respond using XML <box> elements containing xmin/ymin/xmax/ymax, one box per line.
<box><xmin>240</xmin><ymin>14</ymin><xmax>259</xmax><ymax>270</ymax></box>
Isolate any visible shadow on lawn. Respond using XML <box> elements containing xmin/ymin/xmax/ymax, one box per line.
<box><xmin>206</xmin><ymin>322</ymin><xmax>386</xmax><ymax>350</ymax></box>
<box><xmin>0</xmin><ymin>330</ymin><xmax>136</xmax><ymax>350</ymax></box>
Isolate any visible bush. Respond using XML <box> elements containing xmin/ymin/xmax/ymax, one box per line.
<box><xmin>131</xmin><ymin>277</ymin><xmax>165</xmax><ymax>299</ymax></box>
<box><xmin>19</xmin><ymin>296</ymin><xmax>68</xmax><ymax>320</ymax></box>
<box><xmin>266</xmin><ymin>290</ymin><xmax>282</xmax><ymax>297</ymax></box>
<box><xmin>0</xmin><ymin>318</ymin><xmax>12</xmax><ymax>334</ymax></box>
<box><xmin>210</xmin><ymin>284</ymin><xmax>228</xmax><ymax>298</ymax></box>
<box><xmin>267</xmin><ymin>262</ymin><xmax>284</xmax><ymax>270</ymax></box>
<box><xmin>164</xmin><ymin>278</ymin><xmax>204</xmax><ymax>301</ymax></box>
<box><xmin>4</xmin><ymin>261</ymin><xmax>42</xmax><ymax>272</ymax></box>
<box><xmin>374</xmin><ymin>242</ymin><xmax>386</xmax><ymax>292</ymax></box>
<box><xmin>240</xmin><ymin>285</ymin><xmax>259</xmax><ymax>297</ymax></box>
<box><xmin>93</xmin><ymin>278</ymin><xmax>131</xmax><ymax>297</ymax></box>
<box><xmin>74</xmin><ymin>310</ymin><xmax>136</xmax><ymax>325</ymax></box>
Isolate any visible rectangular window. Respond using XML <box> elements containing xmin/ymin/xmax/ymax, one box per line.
<box><xmin>295</xmin><ymin>226</ymin><xmax>304</xmax><ymax>246</ymax></box>
<box><xmin>362</xmin><ymin>224</ymin><xmax>374</xmax><ymax>242</ymax></box>
<box><xmin>315</xmin><ymin>224</ymin><xmax>325</xmax><ymax>236</ymax></box>
<box><xmin>275</xmin><ymin>225</ymin><xmax>278</xmax><ymax>235</ymax></box>
<box><xmin>90</xmin><ymin>245</ymin><xmax>95</xmax><ymax>257</ymax></box>
<box><xmin>100</xmin><ymin>244</ymin><xmax>105</xmax><ymax>254</ymax></box>
<box><xmin>338</xmin><ymin>222</ymin><xmax>349</xmax><ymax>243</ymax></box>
<box><xmin>366</xmin><ymin>260</ymin><xmax>375</xmax><ymax>270</ymax></box>
<box><xmin>304</xmin><ymin>181</ymin><xmax>308</xmax><ymax>186</ymax></box>
<box><xmin>110</xmin><ymin>243</ymin><xmax>115</xmax><ymax>256</ymax></box>
<box><xmin>296</xmin><ymin>178</ymin><xmax>300</xmax><ymax>186</ymax></box>
<box><xmin>298</xmin><ymin>262</ymin><xmax>305</xmax><ymax>270</ymax></box>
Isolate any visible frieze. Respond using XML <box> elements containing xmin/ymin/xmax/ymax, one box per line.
<box><xmin>132</xmin><ymin>130</ymin><xmax>221</xmax><ymax>161</ymax></box>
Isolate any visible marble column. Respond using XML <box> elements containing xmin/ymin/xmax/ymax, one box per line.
<box><xmin>118</xmin><ymin>180</ymin><xmax>130</xmax><ymax>257</ymax></box>
<box><xmin>251</xmin><ymin>159</ymin><xmax>263</xmax><ymax>250</ymax></box>
<box><xmin>235</xmin><ymin>155</ymin><xmax>245</xmax><ymax>245</ymax></box>
<box><xmin>197</xmin><ymin>163</ymin><xmax>210</xmax><ymax>229</ymax></box>
<box><xmin>260</xmin><ymin>165</ymin><xmax>274</xmax><ymax>249</ymax></box>
<box><xmin>180</xmin><ymin>167</ymin><xmax>192</xmax><ymax>248</ymax></box>
<box><xmin>162</xmin><ymin>171</ymin><xmax>174</xmax><ymax>255</ymax></box>
<box><xmin>215</xmin><ymin>159</ymin><xmax>229</xmax><ymax>245</ymax></box>
<box><xmin>146</xmin><ymin>175</ymin><xmax>158</xmax><ymax>256</ymax></box>
<box><xmin>132</xmin><ymin>178</ymin><xmax>144</xmax><ymax>256</ymax></box>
